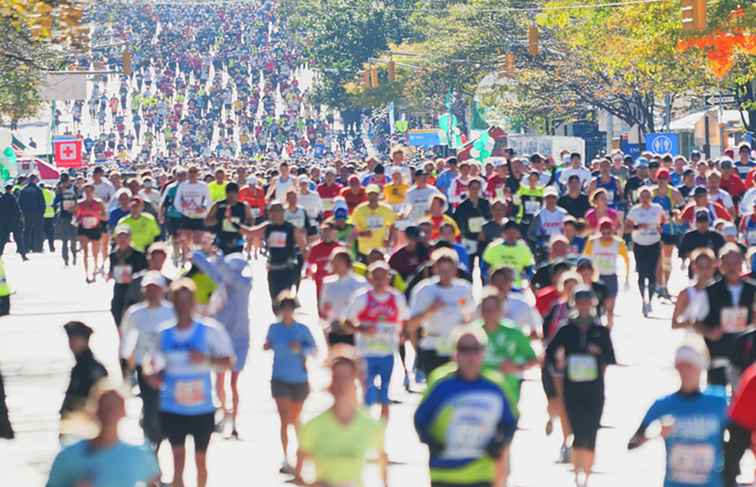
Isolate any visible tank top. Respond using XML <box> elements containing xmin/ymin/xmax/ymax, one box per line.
<box><xmin>355</xmin><ymin>290</ymin><xmax>401</xmax><ymax>357</ymax></box>
<box><xmin>76</xmin><ymin>200</ymin><xmax>102</xmax><ymax>229</ymax></box>
<box><xmin>215</xmin><ymin>201</ymin><xmax>246</xmax><ymax>239</ymax></box>
<box><xmin>654</xmin><ymin>187</ymin><xmax>675</xmax><ymax>235</ymax></box>
<box><xmin>159</xmin><ymin>323</ymin><xmax>215</xmax><ymax>415</ymax></box>
<box><xmin>595</xmin><ymin>176</ymin><xmax>621</xmax><ymax>209</ymax></box>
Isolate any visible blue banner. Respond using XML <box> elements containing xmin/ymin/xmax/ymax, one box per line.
<box><xmin>645</xmin><ymin>132</ymin><xmax>680</xmax><ymax>155</ymax></box>
<box><xmin>408</xmin><ymin>129</ymin><xmax>442</xmax><ymax>147</ymax></box>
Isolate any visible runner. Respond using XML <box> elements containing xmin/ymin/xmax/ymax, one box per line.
<box><xmin>583</xmin><ymin>218</ymin><xmax>630</xmax><ymax>328</ymax></box>
<box><xmin>107</xmin><ymin>225</ymin><xmax>148</xmax><ymax>332</ymax></box>
<box><xmin>119</xmin><ymin>271</ymin><xmax>173</xmax><ymax>449</ymax></box>
<box><xmin>174</xmin><ymin>166</ymin><xmax>211</xmax><ymax>249</ymax></box>
<box><xmin>204</xmin><ymin>182</ymin><xmax>252</xmax><ymax>255</ymax></box>
<box><xmin>47</xmin><ymin>390</ymin><xmax>160</xmax><ymax>487</ymax></box>
<box><xmin>482</xmin><ymin>219</ymin><xmax>535</xmax><ymax>290</ymax></box>
<box><xmin>74</xmin><ymin>182</ymin><xmax>107</xmax><ymax>283</ymax></box>
<box><xmin>320</xmin><ymin>248</ymin><xmax>367</xmax><ymax>346</ymax></box>
<box><xmin>344</xmin><ymin>260</ymin><xmax>410</xmax><ymax>420</ymax></box>
<box><xmin>545</xmin><ymin>285</ymin><xmax>616</xmax><ymax>487</ymax></box>
<box><xmin>414</xmin><ymin>325</ymin><xmax>516</xmax><ymax>487</ymax></box>
<box><xmin>264</xmin><ymin>292</ymin><xmax>316</xmax><ymax>476</ymax></box>
<box><xmin>407</xmin><ymin>248</ymin><xmax>475</xmax><ymax>378</ymax></box>
<box><xmin>626</xmin><ymin>186</ymin><xmax>665</xmax><ymax>317</ymax></box>
<box><xmin>628</xmin><ymin>341</ymin><xmax>727</xmax><ymax>487</ymax></box>
<box><xmin>295</xmin><ymin>346</ymin><xmax>387</xmax><ymax>487</ymax></box>
<box><xmin>351</xmin><ymin>185</ymin><xmax>396</xmax><ymax>262</ymax></box>
<box><xmin>191</xmin><ymin>250</ymin><xmax>252</xmax><ymax>439</ymax></box>
<box><xmin>146</xmin><ymin>278</ymin><xmax>233</xmax><ymax>487</ymax></box>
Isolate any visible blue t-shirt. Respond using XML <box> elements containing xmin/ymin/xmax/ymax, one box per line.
<box><xmin>266</xmin><ymin>321</ymin><xmax>316</xmax><ymax>383</ymax></box>
<box><xmin>640</xmin><ymin>391</ymin><xmax>727</xmax><ymax>487</ymax></box>
<box><xmin>46</xmin><ymin>440</ymin><xmax>159</xmax><ymax>487</ymax></box>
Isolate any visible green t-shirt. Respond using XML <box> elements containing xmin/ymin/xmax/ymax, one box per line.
<box><xmin>117</xmin><ymin>214</ymin><xmax>161</xmax><ymax>253</ymax></box>
<box><xmin>478</xmin><ymin>319</ymin><xmax>536</xmax><ymax>404</ymax></box>
<box><xmin>207</xmin><ymin>181</ymin><xmax>228</xmax><ymax>202</ymax></box>
<box><xmin>482</xmin><ymin>239</ymin><xmax>534</xmax><ymax>287</ymax></box>
<box><xmin>299</xmin><ymin>408</ymin><xmax>385</xmax><ymax>487</ymax></box>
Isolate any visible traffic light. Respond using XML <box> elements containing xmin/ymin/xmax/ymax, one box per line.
<box><xmin>369</xmin><ymin>64</ymin><xmax>378</xmax><ymax>88</ymax></box>
<box><xmin>122</xmin><ymin>49</ymin><xmax>133</xmax><ymax>76</ymax></box>
<box><xmin>682</xmin><ymin>0</ymin><xmax>706</xmax><ymax>31</ymax></box>
<box><xmin>505</xmin><ymin>52</ymin><xmax>515</xmax><ymax>75</ymax></box>
<box><xmin>528</xmin><ymin>24</ymin><xmax>540</xmax><ymax>56</ymax></box>
<box><xmin>387</xmin><ymin>60</ymin><xmax>396</xmax><ymax>81</ymax></box>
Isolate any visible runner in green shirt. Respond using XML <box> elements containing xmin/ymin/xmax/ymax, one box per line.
<box><xmin>477</xmin><ymin>288</ymin><xmax>538</xmax><ymax>407</ymax></box>
<box><xmin>482</xmin><ymin>220</ymin><xmax>535</xmax><ymax>288</ymax></box>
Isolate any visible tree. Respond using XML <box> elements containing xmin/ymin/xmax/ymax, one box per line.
<box><xmin>281</xmin><ymin>0</ymin><xmax>417</xmax><ymax>111</ymax></box>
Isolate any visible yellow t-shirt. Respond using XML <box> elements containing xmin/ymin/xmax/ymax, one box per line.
<box><xmin>207</xmin><ymin>181</ymin><xmax>228</xmax><ymax>202</ymax></box>
<box><xmin>383</xmin><ymin>182</ymin><xmax>408</xmax><ymax>206</ymax></box>
<box><xmin>299</xmin><ymin>408</ymin><xmax>385</xmax><ymax>487</ymax></box>
<box><xmin>351</xmin><ymin>202</ymin><xmax>396</xmax><ymax>255</ymax></box>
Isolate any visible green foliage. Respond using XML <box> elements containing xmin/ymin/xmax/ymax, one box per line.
<box><xmin>0</xmin><ymin>17</ymin><xmax>62</xmax><ymax>124</ymax></box>
<box><xmin>281</xmin><ymin>0</ymin><xmax>417</xmax><ymax>110</ymax></box>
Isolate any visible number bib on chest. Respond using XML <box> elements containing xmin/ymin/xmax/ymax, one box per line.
<box><xmin>721</xmin><ymin>307</ymin><xmax>748</xmax><ymax>333</ymax></box>
<box><xmin>81</xmin><ymin>216</ymin><xmax>99</xmax><ymax>229</ymax></box>
<box><xmin>669</xmin><ymin>444</ymin><xmax>715</xmax><ymax>485</ymax></box>
<box><xmin>468</xmin><ymin>217</ymin><xmax>485</xmax><ymax>234</ymax></box>
<box><xmin>366</xmin><ymin>215</ymin><xmax>384</xmax><ymax>230</ymax></box>
<box><xmin>174</xmin><ymin>378</ymin><xmax>207</xmax><ymax>407</ymax></box>
<box><xmin>567</xmin><ymin>354</ymin><xmax>598</xmax><ymax>382</ymax></box>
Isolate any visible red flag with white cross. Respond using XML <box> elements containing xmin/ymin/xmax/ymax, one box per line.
<box><xmin>53</xmin><ymin>137</ymin><xmax>84</xmax><ymax>168</ymax></box>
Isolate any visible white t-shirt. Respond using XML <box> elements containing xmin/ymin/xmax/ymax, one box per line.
<box><xmin>119</xmin><ymin>301</ymin><xmax>175</xmax><ymax>365</ymax></box>
<box><xmin>273</xmin><ymin>177</ymin><xmax>295</xmax><ymax>201</ymax></box>
<box><xmin>405</xmin><ymin>186</ymin><xmax>441</xmax><ymax>223</ymax></box>
<box><xmin>139</xmin><ymin>189</ymin><xmax>162</xmax><ymax>209</ymax></box>
<box><xmin>174</xmin><ymin>181</ymin><xmax>210</xmax><ymax>218</ymax></box>
<box><xmin>284</xmin><ymin>206</ymin><xmax>308</xmax><ymax>230</ymax></box>
<box><xmin>410</xmin><ymin>277</ymin><xmax>475</xmax><ymax>355</ymax></box>
<box><xmin>505</xmin><ymin>294</ymin><xmax>542</xmax><ymax>335</ymax></box>
<box><xmin>708</xmin><ymin>189</ymin><xmax>734</xmax><ymax>212</ymax></box>
<box><xmin>739</xmin><ymin>187</ymin><xmax>756</xmax><ymax>215</ymax></box>
<box><xmin>627</xmin><ymin>203</ymin><xmax>664</xmax><ymax>245</ymax></box>
<box><xmin>320</xmin><ymin>273</ymin><xmax>368</xmax><ymax>323</ymax></box>
<box><xmin>536</xmin><ymin>207</ymin><xmax>567</xmax><ymax>236</ymax></box>
<box><xmin>93</xmin><ymin>180</ymin><xmax>115</xmax><ymax>205</ymax></box>
<box><xmin>298</xmin><ymin>192</ymin><xmax>323</xmax><ymax>220</ymax></box>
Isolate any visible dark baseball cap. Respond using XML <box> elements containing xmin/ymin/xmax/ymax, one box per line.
<box><xmin>693</xmin><ymin>186</ymin><xmax>707</xmax><ymax>197</ymax></box>
<box><xmin>405</xmin><ymin>225</ymin><xmax>426</xmax><ymax>240</ymax></box>
<box><xmin>695</xmin><ymin>209</ymin><xmax>710</xmax><ymax>221</ymax></box>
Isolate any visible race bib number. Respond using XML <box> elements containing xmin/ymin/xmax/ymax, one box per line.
<box><xmin>366</xmin><ymin>215</ymin><xmax>384</xmax><ymax>230</ymax></box>
<box><xmin>322</xmin><ymin>198</ymin><xmax>334</xmax><ymax>211</ymax></box>
<box><xmin>567</xmin><ymin>354</ymin><xmax>598</xmax><ymax>382</ymax></box>
<box><xmin>62</xmin><ymin>200</ymin><xmax>76</xmax><ymax>211</ymax></box>
<box><xmin>669</xmin><ymin>444</ymin><xmax>715</xmax><ymax>485</ymax></box>
<box><xmin>222</xmin><ymin>217</ymin><xmax>240</xmax><ymax>233</ymax></box>
<box><xmin>445</xmin><ymin>415</ymin><xmax>489</xmax><ymax>459</ymax></box>
<box><xmin>721</xmin><ymin>307</ymin><xmax>748</xmax><ymax>333</ymax></box>
<box><xmin>468</xmin><ymin>217</ymin><xmax>485</xmax><ymax>234</ymax></box>
<box><xmin>606</xmin><ymin>191</ymin><xmax>615</xmax><ymax>203</ymax></box>
<box><xmin>174</xmin><ymin>379</ymin><xmax>206</xmax><ymax>407</ymax></box>
<box><xmin>268</xmin><ymin>231</ymin><xmax>287</xmax><ymax>248</ymax></box>
<box><xmin>524</xmin><ymin>199</ymin><xmax>540</xmax><ymax>215</ymax></box>
<box><xmin>113</xmin><ymin>265</ymin><xmax>132</xmax><ymax>284</ymax></box>
<box><xmin>251</xmin><ymin>208</ymin><xmax>261</xmax><ymax>218</ymax></box>
<box><xmin>360</xmin><ymin>322</ymin><xmax>398</xmax><ymax>356</ymax></box>
<box><xmin>82</xmin><ymin>216</ymin><xmax>99</xmax><ymax>229</ymax></box>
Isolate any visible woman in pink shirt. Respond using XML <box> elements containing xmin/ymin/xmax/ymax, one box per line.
<box><xmin>585</xmin><ymin>189</ymin><xmax>620</xmax><ymax>233</ymax></box>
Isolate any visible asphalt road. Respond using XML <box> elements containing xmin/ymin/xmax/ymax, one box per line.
<box><xmin>1</xmin><ymin>245</ymin><xmax>753</xmax><ymax>486</ymax></box>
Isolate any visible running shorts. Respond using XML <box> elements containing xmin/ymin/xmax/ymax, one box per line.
<box><xmin>77</xmin><ymin>226</ymin><xmax>102</xmax><ymax>241</ymax></box>
<box><xmin>159</xmin><ymin>411</ymin><xmax>214</xmax><ymax>452</ymax></box>
<box><xmin>599</xmin><ymin>274</ymin><xmax>619</xmax><ymax>298</ymax></box>
<box><xmin>165</xmin><ymin>217</ymin><xmax>182</xmax><ymax>237</ymax></box>
<box><xmin>179</xmin><ymin>216</ymin><xmax>206</xmax><ymax>231</ymax></box>
<box><xmin>270</xmin><ymin>380</ymin><xmax>309</xmax><ymax>403</ymax></box>
<box><xmin>364</xmin><ymin>355</ymin><xmax>394</xmax><ymax>406</ymax></box>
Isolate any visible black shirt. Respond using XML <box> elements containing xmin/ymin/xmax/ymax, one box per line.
<box><xmin>60</xmin><ymin>349</ymin><xmax>108</xmax><ymax>415</ymax></box>
<box><xmin>389</xmin><ymin>244</ymin><xmax>429</xmax><ymax>281</ymax></box>
<box><xmin>545</xmin><ymin>319</ymin><xmax>616</xmax><ymax>389</ymax></box>
<box><xmin>557</xmin><ymin>193</ymin><xmax>591</xmax><ymax>219</ymax></box>
<box><xmin>109</xmin><ymin>247</ymin><xmax>148</xmax><ymax>299</ymax></box>
<box><xmin>678</xmin><ymin>230</ymin><xmax>726</xmax><ymax>261</ymax></box>
<box><xmin>453</xmin><ymin>197</ymin><xmax>492</xmax><ymax>240</ymax></box>
<box><xmin>265</xmin><ymin>221</ymin><xmax>297</xmax><ymax>266</ymax></box>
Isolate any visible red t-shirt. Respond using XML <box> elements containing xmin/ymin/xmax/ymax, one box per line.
<box><xmin>340</xmin><ymin>187</ymin><xmax>367</xmax><ymax>213</ymax></box>
<box><xmin>730</xmin><ymin>363</ymin><xmax>756</xmax><ymax>432</ymax></box>
<box><xmin>307</xmin><ymin>241</ymin><xmax>340</xmax><ymax>292</ymax></box>
<box><xmin>238</xmin><ymin>186</ymin><xmax>266</xmax><ymax>219</ymax></box>
<box><xmin>535</xmin><ymin>285</ymin><xmax>560</xmax><ymax>318</ymax></box>
<box><xmin>317</xmin><ymin>183</ymin><xmax>343</xmax><ymax>218</ymax></box>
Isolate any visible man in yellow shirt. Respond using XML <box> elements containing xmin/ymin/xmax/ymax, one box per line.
<box><xmin>116</xmin><ymin>197</ymin><xmax>161</xmax><ymax>253</ymax></box>
<box><xmin>383</xmin><ymin>169</ymin><xmax>409</xmax><ymax>212</ymax></box>
<box><xmin>351</xmin><ymin>185</ymin><xmax>396</xmax><ymax>261</ymax></box>
<box><xmin>207</xmin><ymin>168</ymin><xmax>228</xmax><ymax>202</ymax></box>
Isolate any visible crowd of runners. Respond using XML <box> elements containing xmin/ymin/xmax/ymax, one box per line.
<box><xmin>0</xmin><ymin>2</ymin><xmax>754</xmax><ymax>487</ymax></box>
